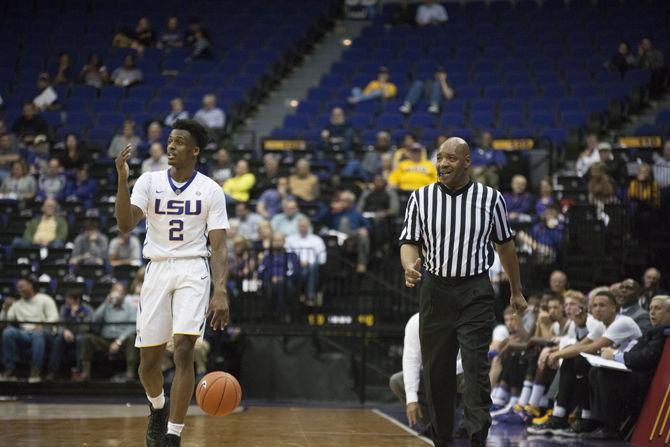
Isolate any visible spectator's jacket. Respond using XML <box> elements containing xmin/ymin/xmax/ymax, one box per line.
<box><xmin>363</xmin><ymin>80</ymin><xmax>397</xmax><ymax>99</ymax></box>
<box><xmin>328</xmin><ymin>209</ymin><xmax>372</xmax><ymax>233</ymax></box>
<box><xmin>503</xmin><ymin>191</ymin><xmax>533</xmax><ymax>215</ymax></box>
<box><xmin>23</xmin><ymin>215</ymin><xmax>69</xmax><ymax>244</ymax></box>
<box><xmin>258</xmin><ymin>250</ymin><xmax>301</xmax><ymax>282</ymax></box>
<box><xmin>388</xmin><ymin>159</ymin><xmax>437</xmax><ymax>191</ymax></box>
<box><xmin>621</xmin><ymin>303</ymin><xmax>653</xmax><ymax>335</ymax></box>
<box><xmin>59</xmin><ymin>303</ymin><xmax>93</xmax><ymax>335</ymax></box>
<box><xmin>623</xmin><ymin>324</ymin><xmax>669</xmax><ymax>373</ymax></box>
<box><xmin>530</xmin><ymin>221</ymin><xmax>566</xmax><ymax>252</ymax></box>
<box><xmin>223</xmin><ymin>173</ymin><xmax>256</xmax><ymax>202</ymax></box>
<box><xmin>63</xmin><ymin>177</ymin><xmax>97</xmax><ymax>206</ymax></box>
<box><xmin>470</xmin><ymin>147</ymin><xmax>507</xmax><ymax>168</ymax></box>
<box><xmin>92</xmin><ymin>301</ymin><xmax>136</xmax><ymax>341</ymax></box>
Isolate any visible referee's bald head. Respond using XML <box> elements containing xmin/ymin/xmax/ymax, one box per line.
<box><xmin>441</xmin><ymin>137</ymin><xmax>470</xmax><ymax>158</ymax></box>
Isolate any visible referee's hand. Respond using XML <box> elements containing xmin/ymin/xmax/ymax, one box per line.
<box><xmin>510</xmin><ymin>292</ymin><xmax>528</xmax><ymax>316</ymax></box>
<box><xmin>404</xmin><ymin>258</ymin><xmax>422</xmax><ymax>288</ymax></box>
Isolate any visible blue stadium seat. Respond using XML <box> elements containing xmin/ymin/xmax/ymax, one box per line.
<box><xmin>91</xmin><ymin>99</ymin><xmax>118</xmax><ymax>114</ymax></box>
<box><xmin>87</xmin><ymin>127</ymin><xmax>115</xmax><ymax>147</ymax></box>
<box><xmin>557</xmin><ymin>98</ymin><xmax>582</xmax><ymax>114</ymax></box>
<box><xmin>584</xmin><ymin>96</ymin><xmax>609</xmax><ymax>113</ymax></box>
<box><xmin>407</xmin><ymin>113</ymin><xmax>436</xmax><ymax>130</ymax></box>
<box><xmin>376</xmin><ymin>112</ymin><xmax>404</xmax><ymax>129</ymax></box>
<box><xmin>530</xmin><ymin>112</ymin><xmax>556</xmax><ymax>128</ymax></box>
<box><xmin>635</xmin><ymin>124</ymin><xmax>662</xmax><ymax>136</ymax></box>
<box><xmin>540</xmin><ymin>127</ymin><xmax>568</xmax><ymax>145</ymax></box>
<box><xmin>500</xmin><ymin>99</ymin><xmax>526</xmax><ymax>114</ymax></box>
<box><xmin>470</xmin><ymin>99</ymin><xmax>497</xmax><ymax>113</ymax></box>
<box><xmin>655</xmin><ymin>109</ymin><xmax>670</xmax><ymax>128</ymax></box>
<box><xmin>96</xmin><ymin>112</ymin><xmax>125</xmax><ymax>128</ymax></box>
<box><xmin>70</xmin><ymin>85</ymin><xmax>99</xmax><ymax>100</ymax></box>
<box><xmin>119</xmin><ymin>99</ymin><xmax>147</xmax><ymax>115</ymax></box>
<box><xmin>283</xmin><ymin>114</ymin><xmax>311</xmax><ymax>131</ymax></box>
<box><xmin>560</xmin><ymin>111</ymin><xmax>588</xmax><ymax>127</ymax></box>
<box><xmin>469</xmin><ymin>111</ymin><xmax>496</xmax><ymax>129</ymax></box>
<box><xmin>483</xmin><ymin>86</ymin><xmax>509</xmax><ymax>100</ymax></box>
<box><xmin>441</xmin><ymin>112</ymin><xmax>466</xmax><ymax>129</ymax></box>
<box><xmin>499</xmin><ymin>112</ymin><xmax>526</xmax><ymax>129</ymax></box>
<box><xmin>348</xmin><ymin>113</ymin><xmax>373</xmax><ymax>129</ymax></box>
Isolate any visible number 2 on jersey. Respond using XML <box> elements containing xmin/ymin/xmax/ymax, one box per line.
<box><xmin>169</xmin><ymin>219</ymin><xmax>184</xmax><ymax>241</ymax></box>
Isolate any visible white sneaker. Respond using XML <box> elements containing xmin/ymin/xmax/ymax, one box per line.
<box><xmin>399</xmin><ymin>102</ymin><xmax>412</xmax><ymax>114</ymax></box>
<box><xmin>428</xmin><ymin>103</ymin><xmax>440</xmax><ymax>114</ymax></box>
<box><xmin>490</xmin><ymin>400</ymin><xmax>516</xmax><ymax>417</ymax></box>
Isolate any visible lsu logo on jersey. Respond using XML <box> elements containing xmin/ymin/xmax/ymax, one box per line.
<box><xmin>154</xmin><ymin>199</ymin><xmax>202</xmax><ymax>215</ymax></box>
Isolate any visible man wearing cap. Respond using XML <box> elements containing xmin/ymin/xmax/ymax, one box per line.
<box><xmin>70</xmin><ymin>216</ymin><xmax>109</xmax><ymax>267</ymax></box>
<box><xmin>400</xmin><ymin>66</ymin><xmax>455</xmax><ymax>114</ymax></box>
<box><xmin>597</xmin><ymin>142</ymin><xmax>628</xmax><ymax>187</ymax></box>
<box><xmin>348</xmin><ymin>66</ymin><xmax>397</xmax><ymax>104</ymax></box>
<box><xmin>33</xmin><ymin>73</ymin><xmax>58</xmax><ymax>112</ymax></box>
<box><xmin>388</xmin><ymin>142</ymin><xmax>438</xmax><ymax>191</ymax></box>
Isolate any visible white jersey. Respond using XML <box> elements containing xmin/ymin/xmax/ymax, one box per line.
<box><xmin>130</xmin><ymin>169</ymin><xmax>229</xmax><ymax>260</ymax></box>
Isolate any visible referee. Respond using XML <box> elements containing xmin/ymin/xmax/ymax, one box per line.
<box><xmin>400</xmin><ymin>137</ymin><xmax>527</xmax><ymax>447</ymax></box>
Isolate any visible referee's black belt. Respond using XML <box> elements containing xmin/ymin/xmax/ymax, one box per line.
<box><xmin>425</xmin><ymin>271</ymin><xmax>489</xmax><ymax>286</ymax></box>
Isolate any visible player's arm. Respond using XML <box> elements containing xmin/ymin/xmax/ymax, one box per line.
<box><xmin>208</xmin><ymin>228</ymin><xmax>230</xmax><ymax>330</ymax></box>
<box><xmin>115</xmin><ymin>144</ymin><xmax>145</xmax><ymax>233</ymax></box>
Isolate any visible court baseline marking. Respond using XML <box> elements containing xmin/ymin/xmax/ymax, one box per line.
<box><xmin>370</xmin><ymin>408</ymin><xmax>434</xmax><ymax>446</ymax></box>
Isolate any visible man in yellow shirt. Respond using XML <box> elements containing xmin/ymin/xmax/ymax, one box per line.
<box><xmin>388</xmin><ymin>144</ymin><xmax>437</xmax><ymax>191</ymax></box>
<box><xmin>392</xmin><ymin>133</ymin><xmax>428</xmax><ymax>169</ymax></box>
<box><xmin>348</xmin><ymin>66</ymin><xmax>397</xmax><ymax>104</ymax></box>
<box><xmin>223</xmin><ymin>159</ymin><xmax>256</xmax><ymax>202</ymax></box>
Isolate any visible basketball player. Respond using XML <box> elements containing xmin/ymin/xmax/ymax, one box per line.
<box><xmin>115</xmin><ymin>119</ymin><xmax>230</xmax><ymax>447</ymax></box>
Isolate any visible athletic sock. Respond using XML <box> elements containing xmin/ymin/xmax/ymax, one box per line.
<box><xmin>528</xmin><ymin>384</ymin><xmax>545</xmax><ymax>408</ymax></box>
<box><xmin>539</xmin><ymin>396</ymin><xmax>549</xmax><ymax>409</ymax></box>
<box><xmin>492</xmin><ymin>387</ymin><xmax>510</xmax><ymax>406</ymax></box>
<box><xmin>147</xmin><ymin>390</ymin><xmax>165</xmax><ymax>410</ymax></box>
<box><xmin>167</xmin><ymin>421</ymin><xmax>184</xmax><ymax>437</ymax></box>
<box><xmin>518</xmin><ymin>381</ymin><xmax>532</xmax><ymax>406</ymax></box>
<box><xmin>552</xmin><ymin>405</ymin><xmax>567</xmax><ymax>418</ymax></box>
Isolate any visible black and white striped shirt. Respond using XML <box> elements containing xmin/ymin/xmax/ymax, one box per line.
<box><xmin>399</xmin><ymin>180</ymin><xmax>514</xmax><ymax>278</ymax></box>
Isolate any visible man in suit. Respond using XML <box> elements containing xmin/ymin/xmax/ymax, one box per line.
<box><xmin>615</xmin><ymin>279</ymin><xmax>652</xmax><ymax>335</ymax></box>
<box><xmin>584</xmin><ymin>295</ymin><xmax>670</xmax><ymax>439</ymax></box>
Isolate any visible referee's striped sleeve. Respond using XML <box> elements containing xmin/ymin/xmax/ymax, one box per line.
<box><xmin>491</xmin><ymin>191</ymin><xmax>515</xmax><ymax>244</ymax></box>
<box><xmin>399</xmin><ymin>191</ymin><xmax>421</xmax><ymax>245</ymax></box>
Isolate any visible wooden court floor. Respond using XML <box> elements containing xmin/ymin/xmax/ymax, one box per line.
<box><xmin>1</xmin><ymin>402</ymin><xmax>432</xmax><ymax>447</ymax></box>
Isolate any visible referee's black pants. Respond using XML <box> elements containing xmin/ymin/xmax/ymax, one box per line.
<box><xmin>419</xmin><ymin>272</ymin><xmax>495</xmax><ymax>447</ymax></box>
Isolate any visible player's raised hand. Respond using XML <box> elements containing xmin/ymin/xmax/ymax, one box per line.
<box><xmin>404</xmin><ymin>258</ymin><xmax>422</xmax><ymax>288</ymax></box>
<box><xmin>115</xmin><ymin>144</ymin><xmax>133</xmax><ymax>181</ymax></box>
<box><xmin>208</xmin><ymin>290</ymin><xmax>230</xmax><ymax>330</ymax></box>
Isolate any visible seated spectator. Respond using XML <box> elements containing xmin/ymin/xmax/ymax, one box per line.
<box><xmin>0</xmin><ymin>159</ymin><xmax>37</xmax><ymax>200</ymax></box>
<box><xmin>134</xmin><ymin>17</ymin><xmax>156</xmax><ymax>48</ymax></box>
<box><xmin>253</xmin><ymin>219</ymin><xmax>274</xmax><ymax>255</ymax></box>
<box><xmin>78</xmin><ymin>53</ymin><xmax>109</xmax><ymax>89</ymax></box>
<box><xmin>46</xmin><ymin>289</ymin><xmax>92</xmax><ymax>381</ymax></box>
<box><xmin>363</xmin><ymin>131</ymin><xmax>395</xmax><ymax>175</ymax></box>
<box><xmin>163</xmin><ymin>97</ymin><xmax>189</xmax><ymax>127</ymax></box>
<box><xmin>158</xmin><ymin>17</ymin><xmax>183</xmax><ymax>49</ymax></box>
<box><xmin>186</xmin><ymin>28</ymin><xmax>213</xmax><ymax>61</ymax></box>
<box><xmin>390</xmin><ymin>0</ymin><xmax>416</xmax><ymax>26</ymax></box>
<box><xmin>210</xmin><ymin>147</ymin><xmax>232</xmax><ymax>185</ymax></box>
<box><xmin>415</xmin><ymin>0</ymin><xmax>448</xmax><ymax>26</ymax></box>
<box><xmin>585</xmin><ymin>295</ymin><xmax>670</xmax><ymax>440</ymax></box>
<box><xmin>596</xmin><ymin>142</ymin><xmax>628</xmax><ymax>188</ymax></box>
<box><xmin>634</xmin><ymin>37</ymin><xmax>664</xmax><ymax>70</ymax></box>
<box><xmin>285</xmin><ymin>217</ymin><xmax>327</xmax><ymax>306</ymax></box>
<box><xmin>326</xmin><ymin>191</ymin><xmax>371</xmax><ymax>273</ymax></box>
<box><xmin>319</xmin><ymin>107</ymin><xmax>354</xmax><ymax>157</ymax></box>
<box><xmin>257</xmin><ymin>177</ymin><xmax>292</xmax><ymax>219</ymax></box>
<box><xmin>253</xmin><ymin>153</ymin><xmax>281</xmax><ymax>192</ymax></box>
<box><xmin>141</xmin><ymin>142</ymin><xmax>169</xmax><ymax>173</ymax></box>
<box><xmin>388</xmin><ymin>143</ymin><xmax>437</xmax><ymax>191</ymax></box>
<box><xmin>348</xmin><ymin>66</ymin><xmax>397</xmax><ymax>104</ymax></box>
<box><xmin>228</xmin><ymin>235</ymin><xmax>258</xmax><ymax>295</ymax></box>
<box><xmin>138</xmin><ymin>121</ymin><xmax>163</xmax><ymax>155</ymax></box>
<box><xmin>289</xmin><ymin>158</ymin><xmax>320</xmax><ymax>202</ymax></box>
<box><xmin>33</xmin><ymin>73</ymin><xmax>58</xmax><ymax>111</ymax></box>
<box><xmin>58</xmin><ymin>133</ymin><xmax>89</xmax><ymax>171</ymax></box>
<box><xmin>517</xmin><ymin>206</ymin><xmax>566</xmax><ymax>266</ymax></box>
<box><xmin>588</xmin><ymin>162</ymin><xmax>619</xmax><ymax>209</ymax></box>
<box><xmin>13</xmin><ymin>198</ymin><xmax>68</xmax><ymax>248</ymax></box>
<box><xmin>194</xmin><ymin>94</ymin><xmax>225</xmax><ymax>131</ymax></box>
<box><xmin>111</xmin><ymin>55</ymin><xmax>143</xmax><ymax>88</ymax></box>
<box><xmin>108</xmin><ymin>230</ymin><xmax>142</xmax><ymax>267</ymax></box>
<box><xmin>271</xmin><ymin>198</ymin><xmax>310</xmax><ymax>237</ymax></box>
<box><xmin>629</xmin><ymin>163</ymin><xmax>660</xmax><ymax>207</ymax></box>
<box><xmin>400</xmin><ymin>65</ymin><xmax>454</xmax><ymax>114</ymax></box>
<box><xmin>108</xmin><ymin>120</ymin><xmax>142</xmax><ymax>159</ymax></box>
<box><xmin>112</xmin><ymin>17</ymin><xmax>154</xmax><ymax>54</ymax></box>
<box><xmin>63</xmin><ymin>165</ymin><xmax>97</xmax><ymax>207</ymax></box>
<box><xmin>37</xmin><ymin>158</ymin><xmax>67</xmax><ymax>200</ymax></box>
<box><xmin>358</xmin><ymin>174</ymin><xmax>399</xmax><ymax>256</ymax></box>
<box><xmin>392</xmin><ymin>133</ymin><xmax>427</xmax><ymax>168</ymax></box>
<box><xmin>11</xmin><ymin>103</ymin><xmax>50</xmax><ymax>146</ymax></box>
<box><xmin>640</xmin><ymin>267</ymin><xmax>666</xmax><ymax>310</ymax></box>
<box><xmin>222</xmin><ymin>159</ymin><xmax>255</xmax><ymax>202</ymax></box>
<box><xmin>380</xmin><ymin>152</ymin><xmax>393</xmax><ymax>181</ymax></box>
<box><xmin>229</xmin><ymin>202</ymin><xmax>264</xmax><ymax>242</ymax></box>
<box><xmin>549</xmin><ymin>270</ymin><xmax>568</xmax><ymax>296</ymax></box>
<box><xmin>52</xmin><ymin>52</ymin><xmax>73</xmax><ymax>85</ymax></box>
<box><xmin>23</xmin><ymin>133</ymin><xmax>50</xmax><ymax>174</ymax></box>
<box><xmin>78</xmin><ymin>283</ymin><xmax>137</xmax><ymax>382</ymax></box>
<box><xmin>616</xmin><ymin>279</ymin><xmax>653</xmax><ymax>335</ymax></box>
<box><xmin>653</xmin><ymin>140</ymin><xmax>670</xmax><ymax>190</ymax></box>
<box><xmin>534</xmin><ymin>178</ymin><xmax>556</xmax><ymax>218</ymax></box>
<box><xmin>604</xmin><ymin>41</ymin><xmax>635</xmax><ymax>75</ymax></box>
<box><xmin>470</xmin><ymin>130</ymin><xmax>506</xmax><ymax>189</ymax></box>
<box><xmin>70</xmin><ymin>218</ymin><xmax>109</xmax><ymax>266</ymax></box>
<box><xmin>185</xmin><ymin>17</ymin><xmax>210</xmax><ymax>48</ymax></box>
<box><xmin>0</xmin><ymin>132</ymin><xmax>20</xmax><ymax>182</ymax></box>
<box><xmin>503</xmin><ymin>175</ymin><xmax>533</xmax><ymax>223</ymax></box>
<box><xmin>575</xmin><ymin>133</ymin><xmax>601</xmax><ymax>177</ymax></box>
<box><xmin>0</xmin><ymin>276</ymin><xmax>59</xmax><ymax>382</ymax></box>
<box><xmin>258</xmin><ymin>232</ymin><xmax>301</xmax><ymax>322</ymax></box>
<box><xmin>124</xmin><ymin>268</ymin><xmax>144</xmax><ymax>310</ymax></box>
<box><xmin>489</xmin><ymin>306</ymin><xmax>525</xmax><ymax>402</ymax></box>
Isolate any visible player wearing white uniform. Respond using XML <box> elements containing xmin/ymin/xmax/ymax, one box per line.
<box><xmin>115</xmin><ymin>119</ymin><xmax>229</xmax><ymax>447</ymax></box>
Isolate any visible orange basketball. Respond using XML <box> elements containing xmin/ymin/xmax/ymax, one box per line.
<box><xmin>195</xmin><ymin>371</ymin><xmax>242</xmax><ymax>416</ymax></box>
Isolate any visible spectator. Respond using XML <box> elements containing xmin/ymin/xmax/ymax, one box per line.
<box><xmin>576</xmin><ymin>133</ymin><xmax>601</xmax><ymax>177</ymax></box>
<box><xmin>78</xmin><ymin>53</ymin><xmax>109</xmax><ymax>89</ymax></box>
<box><xmin>163</xmin><ymin>97</ymin><xmax>189</xmax><ymax>127</ymax></box>
<box><xmin>33</xmin><ymin>73</ymin><xmax>58</xmax><ymax>111</ymax></box>
<box><xmin>634</xmin><ymin>37</ymin><xmax>664</xmax><ymax>70</ymax></box>
<box><xmin>257</xmin><ymin>177</ymin><xmax>292</xmax><ymax>219</ymax></box>
<box><xmin>380</xmin><ymin>152</ymin><xmax>393</xmax><ymax>181</ymax></box>
<box><xmin>46</xmin><ymin>289</ymin><xmax>92</xmax><ymax>381</ymax></box>
<box><xmin>14</xmin><ymin>198</ymin><xmax>68</xmax><ymax>248</ymax></box>
<box><xmin>392</xmin><ymin>133</ymin><xmax>427</xmax><ymax>168</ymax></box>
<box><xmin>0</xmin><ymin>159</ymin><xmax>36</xmax><ymax>200</ymax></box>
<box><xmin>358</xmin><ymin>174</ymin><xmax>399</xmax><ymax>256</ymax></box>
<box><xmin>108</xmin><ymin>120</ymin><xmax>142</xmax><ymax>159</ymax></box>
<box><xmin>258</xmin><ymin>232</ymin><xmax>301</xmax><ymax>322</ymax></box>
<box><xmin>597</xmin><ymin>142</ymin><xmax>628</xmax><ymax>188</ymax></box>
<box><xmin>78</xmin><ymin>283</ymin><xmax>137</xmax><ymax>382</ymax></box>
<box><xmin>228</xmin><ymin>236</ymin><xmax>259</xmax><ymax>295</ymax></box>
<box><xmin>617</xmin><ymin>279</ymin><xmax>653</xmax><ymax>335</ymax></box>
<box><xmin>141</xmin><ymin>142</ymin><xmax>169</xmax><ymax>173</ymax></box>
<box><xmin>348</xmin><ymin>66</ymin><xmax>397</xmax><ymax>104</ymax></box>
<box><xmin>504</xmin><ymin>175</ymin><xmax>533</xmax><ymax>223</ymax></box>
<box><xmin>11</xmin><ymin>103</ymin><xmax>50</xmax><ymax>146</ymax></box>
<box><xmin>653</xmin><ymin>140</ymin><xmax>670</xmax><ymax>190</ymax></box>
<box><xmin>549</xmin><ymin>270</ymin><xmax>568</xmax><ymax>296</ymax></box>
<box><xmin>52</xmin><ymin>52</ymin><xmax>73</xmax><ymax>85</ymax></box>
<box><xmin>23</xmin><ymin>133</ymin><xmax>50</xmax><ymax>173</ymax></box>
<box><xmin>108</xmin><ymin>230</ymin><xmax>142</xmax><ymax>267</ymax></box>
<box><xmin>134</xmin><ymin>17</ymin><xmax>156</xmax><ymax>47</ymax></box>
<box><xmin>629</xmin><ymin>163</ymin><xmax>660</xmax><ymax>208</ymax></box>
<box><xmin>124</xmin><ymin>268</ymin><xmax>144</xmax><ymax>310</ymax></box>
<box><xmin>37</xmin><ymin>158</ymin><xmax>67</xmax><ymax>200</ymax></box>
<box><xmin>111</xmin><ymin>55</ymin><xmax>143</xmax><ymax>88</ymax></box>
<box><xmin>138</xmin><ymin>121</ymin><xmax>163</xmax><ymax>154</ymax></box>
<box><xmin>58</xmin><ymin>133</ymin><xmax>89</xmax><ymax>171</ymax></box>
<box><xmin>253</xmin><ymin>219</ymin><xmax>274</xmax><ymax>254</ymax></box>
<box><xmin>0</xmin><ymin>276</ymin><xmax>59</xmax><ymax>382</ymax></box>
<box><xmin>470</xmin><ymin>130</ymin><xmax>506</xmax><ymax>189</ymax></box>
<box><xmin>229</xmin><ymin>202</ymin><xmax>264</xmax><ymax>242</ymax></box>
<box><xmin>588</xmin><ymin>162</ymin><xmax>619</xmax><ymax>208</ymax></box>
<box><xmin>286</xmin><ymin>217</ymin><xmax>327</xmax><ymax>306</ymax></box>
<box><xmin>391</xmin><ymin>0</ymin><xmax>416</xmax><ymax>26</ymax></box>
<box><xmin>388</xmin><ymin>143</ymin><xmax>436</xmax><ymax>191</ymax></box>
<box><xmin>187</xmin><ymin>28</ymin><xmax>213</xmax><ymax>61</ymax></box>
<box><xmin>319</xmin><ymin>107</ymin><xmax>354</xmax><ymax>157</ymax></box>
<box><xmin>326</xmin><ymin>191</ymin><xmax>371</xmax><ymax>273</ymax></box>
<box><xmin>271</xmin><ymin>198</ymin><xmax>310</xmax><ymax>237</ymax></box>
<box><xmin>158</xmin><ymin>17</ymin><xmax>183</xmax><ymax>49</ymax></box>
<box><xmin>604</xmin><ymin>41</ymin><xmax>635</xmax><ymax>75</ymax></box>
<box><xmin>209</xmin><ymin>147</ymin><xmax>232</xmax><ymax>185</ymax></box>
<box><xmin>289</xmin><ymin>158</ymin><xmax>320</xmax><ymax>202</ymax></box>
<box><xmin>63</xmin><ymin>165</ymin><xmax>97</xmax><ymax>207</ymax></box>
<box><xmin>194</xmin><ymin>94</ymin><xmax>225</xmax><ymax>131</ymax></box>
<box><xmin>253</xmin><ymin>153</ymin><xmax>281</xmax><ymax>192</ymax></box>
<box><xmin>400</xmin><ymin>66</ymin><xmax>454</xmax><ymax>114</ymax></box>
<box><xmin>70</xmin><ymin>218</ymin><xmax>109</xmax><ymax>266</ymax></box>
<box><xmin>184</xmin><ymin>17</ymin><xmax>211</xmax><ymax>48</ymax></box>
<box><xmin>517</xmin><ymin>205</ymin><xmax>566</xmax><ymax>266</ymax></box>
<box><xmin>415</xmin><ymin>0</ymin><xmax>448</xmax><ymax>26</ymax></box>
<box><xmin>363</xmin><ymin>131</ymin><xmax>395</xmax><ymax>176</ymax></box>
<box><xmin>534</xmin><ymin>178</ymin><xmax>556</xmax><ymax>218</ymax></box>
<box><xmin>222</xmin><ymin>159</ymin><xmax>255</xmax><ymax>202</ymax></box>
<box><xmin>0</xmin><ymin>132</ymin><xmax>20</xmax><ymax>182</ymax></box>
<box><xmin>112</xmin><ymin>17</ymin><xmax>154</xmax><ymax>54</ymax></box>
<box><xmin>640</xmin><ymin>267</ymin><xmax>666</xmax><ymax>310</ymax></box>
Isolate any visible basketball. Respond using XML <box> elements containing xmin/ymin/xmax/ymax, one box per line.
<box><xmin>195</xmin><ymin>371</ymin><xmax>242</xmax><ymax>416</ymax></box>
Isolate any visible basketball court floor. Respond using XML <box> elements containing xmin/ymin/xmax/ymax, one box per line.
<box><xmin>1</xmin><ymin>400</ymin><xmax>630</xmax><ymax>446</ymax></box>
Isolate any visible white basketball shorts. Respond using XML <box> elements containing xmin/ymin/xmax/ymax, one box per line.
<box><xmin>135</xmin><ymin>257</ymin><xmax>211</xmax><ymax>347</ymax></box>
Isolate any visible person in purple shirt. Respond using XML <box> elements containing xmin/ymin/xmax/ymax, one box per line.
<box><xmin>503</xmin><ymin>175</ymin><xmax>534</xmax><ymax>223</ymax></box>
<box><xmin>63</xmin><ymin>165</ymin><xmax>97</xmax><ymax>208</ymax></box>
<box><xmin>470</xmin><ymin>131</ymin><xmax>506</xmax><ymax>189</ymax></box>
<box><xmin>517</xmin><ymin>206</ymin><xmax>565</xmax><ymax>265</ymax></box>
<box><xmin>326</xmin><ymin>190</ymin><xmax>372</xmax><ymax>273</ymax></box>
<box><xmin>534</xmin><ymin>178</ymin><xmax>556</xmax><ymax>218</ymax></box>
<box><xmin>258</xmin><ymin>232</ymin><xmax>301</xmax><ymax>323</ymax></box>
